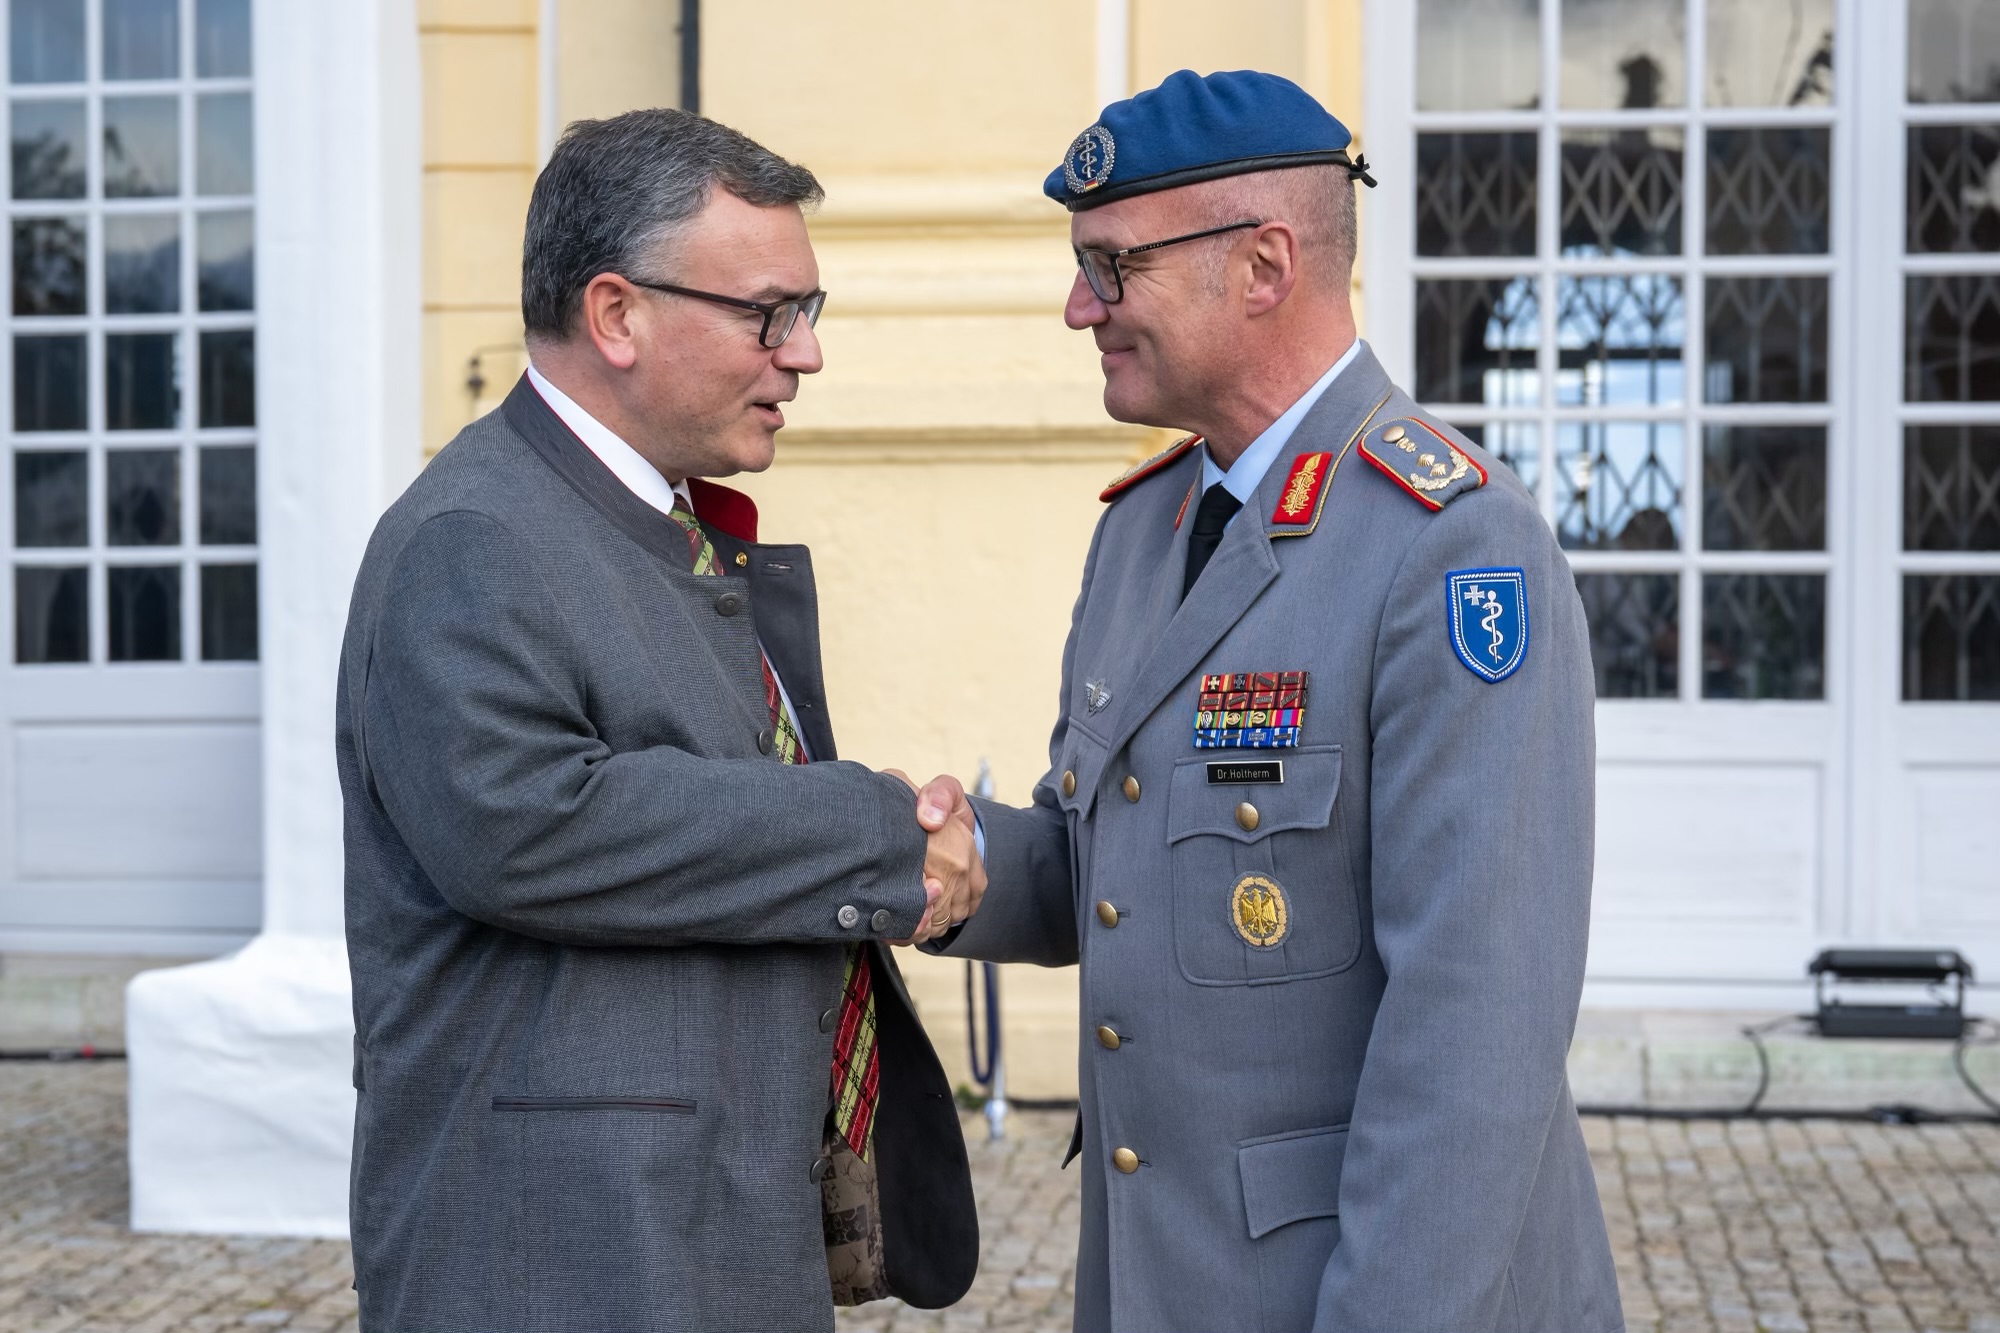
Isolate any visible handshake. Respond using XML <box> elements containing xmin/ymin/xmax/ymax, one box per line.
<box><xmin>885</xmin><ymin>770</ymin><xmax>986</xmax><ymax>946</ymax></box>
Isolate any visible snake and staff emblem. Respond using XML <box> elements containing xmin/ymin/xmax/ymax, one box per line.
<box><xmin>1446</xmin><ymin>568</ymin><xmax>1529</xmax><ymax>683</ymax></box>
<box><xmin>1465</xmin><ymin>584</ymin><xmax>1506</xmax><ymax>664</ymax></box>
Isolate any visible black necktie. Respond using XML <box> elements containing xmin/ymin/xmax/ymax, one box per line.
<box><xmin>1182</xmin><ymin>484</ymin><xmax>1243</xmax><ymax>600</ymax></box>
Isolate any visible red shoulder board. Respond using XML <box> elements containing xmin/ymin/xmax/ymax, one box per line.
<box><xmin>1357</xmin><ymin>418</ymin><xmax>1487</xmax><ymax>512</ymax></box>
<box><xmin>1267</xmin><ymin>451</ymin><xmax>1335</xmax><ymax>534</ymax></box>
<box><xmin>1100</xmin><ymin>435</ymin><xmax>1200</xmax><ymax>503</ymax></box>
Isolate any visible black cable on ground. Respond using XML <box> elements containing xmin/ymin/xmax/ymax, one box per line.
<box><xmin>0</xmin><ymin>1047</ymin><xmax>125</xmax><ymax>1061</ymax></box>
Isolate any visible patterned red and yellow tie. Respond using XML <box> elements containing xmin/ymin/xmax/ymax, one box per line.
<box><xmin>667</xmin><ymin>496</ymin><xmax>878</xmax><ymax>1160</ymax></box>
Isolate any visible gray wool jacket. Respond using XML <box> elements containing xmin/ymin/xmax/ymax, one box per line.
<box><xmin>336</xmin><ymin>375</ymin><xmax>977</xmax><ymax>1333</ymax></box>
<box><xmin>941</xmin><ymin>345</ymin><xmax>1623</xmax><ymax>1333</ymax></box>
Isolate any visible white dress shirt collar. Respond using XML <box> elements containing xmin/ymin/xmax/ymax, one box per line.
<box><xmin>1200</xmin><ymin>338</ymin><xmax>1367</xmax><ymax>504</ymax></box>
<box><xmin>526</xmin><ymin>362</ymin><xmax>692</xmax><ymax>515</ymax></box>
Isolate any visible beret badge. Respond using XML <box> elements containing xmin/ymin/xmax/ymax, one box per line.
<box><xmin>1063</xmin><ymin>124</ymin><xmax>1116</xmax><ymax>194</ymax></box>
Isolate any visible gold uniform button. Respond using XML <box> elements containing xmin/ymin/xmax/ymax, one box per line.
<box><xmin>1122</xmin><ymin>775</ymin><xmax>1141</xmax><ymax>802</ymax></box>
<box><xmin>1112</xmin><ymin>1147</ymin><xmax>1139</xmax><ymax>1174</ymax></box>
<box><xmin>1096</xmin><ymin>1025</ymin><xmax>1121</xmax><ymax>1050</ymax></box>
<box><xmin>1061</xmin><ymin>770</ymin><xmax>1077</xmax><ymax>798</ymax></box>
<box><xmin>1095</xmin><ymin>901</ymin><xmax>1120</xmax><ymax>928</ymax></box>
<box><xmin>1383</xmin><ymin>424</ymin><xmax>1408</xmax><ymax>444</ymax></box>
<box><xmin>1235</xmin><ymin>801</ymin><xmax>1260</xmax><ymax>832</ymax></box>
<box><xmin>733</xmin><ymin>552</ymin><xmax>749</xmax><ymax>568</ymax></box>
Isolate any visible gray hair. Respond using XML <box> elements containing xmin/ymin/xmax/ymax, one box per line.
<box><xmin>521</xmin><ymin>108</ymin><xmax>823</xmax><ymax>341</ymax></box>
<box><xmin>1190</xmin><ymin>165</ymin><xmax>1358</xmax><ymax>294</ymax></box>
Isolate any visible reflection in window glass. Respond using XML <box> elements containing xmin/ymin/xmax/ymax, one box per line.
<box><xmin>106</xmin><ymin>333</ymin><xmax>180</xmax><ymax>430</ymax></box>
<box><xmin>1907</xmin><ymin>125</ymin><xmax>2000</xmax><ymax>254</ymax></box>
<box><xmin>14</xmin><ymin>565</ymin><xmax>88</xmax><ymax>663</ymax></box>
<box><xmin>1557</xmin><ymin>421</ymin><xmax>1684</xmax><ymax>551</ymax></box>
<box><xmin>198</xmin><ymin>445</ymin><xmax>255</xmax><ymax>544</ymax></box>
<box><xmin>10</xmin><ymin>100</ymin><xmax>87</xmax><ymax>200</ymax></box>
<box><xmin>12</xmin><ymin>217</ymin><xmax>87</xmax><ymax>315</ymax></box>
<box><xmin>1702</xmin><ymin>574</ymin><xmax>1825</xmax><ymax>699</ymax></box>
<box><xmin>14</xmin><ymin>334</ymin><xmax>86</xmax><ymax>431</ymax></box>
<box><xmin>108</xmin><ymin>564</ymin><xmax>181</xmax><ymax>661</ymax></box>
<box><xmin>14</xmin><ymin>451</ymin><xmax>88</xmax><ymax>547</ymax></box>
<box><xmin>104</xmin><ymin>96</ymin><xmax>181</xmax><ymax>198</ymax></box>
<box><xmin>1908</xmin><ymin>0</ymin><xmax>2000</xmax><ymax>104</ymax></box>
<box><xmin>197</xmin><ymin>92</ymin><xmax>254</xmax><ymax>196</ymax></box>
<box><xmin>1576</xmin><ymin>572</ymin><xmax>1679</xmax><ymax>698</ymax></box>
<box><xmin>1417</xmin><ymin>133</ymin><xmax>1538</xmax><ymax>258</ymax></box>
<box><xmin>1905</xmin><ymin>274</ymin><xmax>2000</xmax><ymax>403</ymax></box>
<box><xmin>196</xmin><ymin>0</ymin><xmax>252</xmax><ymax>78</ymax></box>
<box><xmin>106</xmin><ymin>449</ymin><xmax>180</xmax><ymax>546</ymax></box>
<box><xmin>1707</xmin><ymin>128</ymin><xmax>1831</xmax><ymax>255</ymax></box>
<box><xmin>1905</xmin><ymin>425</ymin><xmax>2000</xmax><ymax>552</ymax></box>
<box><xmin>1559</xmin><ymin>0</ymin><xmax>1686</xmax><ymax>110</ymax></box>
<box><xmin>10</xmin><ymin>0</ymin><xmax>85</xmax><ymax>84</ymax></box>
<box><xmin>1903</xmin><ymin>575</ymin><xmax>2000</xmax><ymax>700</ymax></box>
<box><xmin>1458</xmin><ymin>423</ymin><xmax>1540</xmax><ymax>496</ymax></box>
<box><xmin>1705</xmin><ymin>277</ymin><xmax>1830</xmax><ymax>403</ymax></box>
<box><xmin>1414</xmin><ymin>278</ymin><xmax>1540</xmax><ymax>406</ymax></box>
<box><xmin>1706</xmin><ymin>0</ymin><xmax>1833</xmax><ymax>108</ymax></box>
<box><xmin>103</xmin><ymin>0</ymin><xmax>179</xmax><ymax>81</ymax></box>
<box><xmin>1556</xmin><ymin>274</ymin><xmax>1685</xmax><ymax>407</ymax></box>
<box><xmin>200</xmin><ymin>563</ymin><xmax>256</xmax><ymax>660</ymax></box>
<box><xmin>1703</xmin><ymin>426</ymin><xmax>1828</xmax><ymax>552</ymax></box>
<box><xmin>105</xmin><ymin>214</ymin><xmax>181</xmax><ymax>314</ymax></box>
<box><xmin>197</xmin><ymin>210</ymin><xmax>253</xmax><ymax>310</ymax></box>
<box><xmin>1417</xmin><ymin>0</ymin><xmax>1539</xmax><ymax>111</ymax></box>
<box><xmin>199</xmin><ymin>329</ymin><xmax>255</xmax><ymax>426</ymax></box>
<box><xmin>1560</xmin><ymin>129</ymin><xmax>1684</xmax><ymax>257</ymax></box>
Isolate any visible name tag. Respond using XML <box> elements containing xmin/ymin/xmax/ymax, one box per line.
<box><xmin>1206</xmin><ymin>760</ymin><xmax>1284</xmax><ymax>785</ymax></box>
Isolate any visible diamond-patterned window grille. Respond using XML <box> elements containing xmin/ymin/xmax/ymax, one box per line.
<box><xmin>1906</xmin><ymin>124</ymin><xmax>2000</xmax><ymax>254</ymax></box>
<box><xmin>1705</xmin><ymin>276</ymin><xmax>1830</xmax><ymax>403</ymax></box>
<box><xmin>1556</xmin><ymin>274</ymin><xmax>1685</xmax><ymax>406</ymax></box>
<box><xmin>1575</xmin><ymin>572</ymin><xmax>1680</xmax><ymax>698</ymax></box>
<box><xmin>1903</xmin><ymin>574</ymin><xmax>2000</xmax><ymax>700</ymax></box>
<box><xmin>1557</xmin><ymin>421</ymin><xmax>1684</xmax><ymax>551</ymax></box>
<box><xmin>1417</xmin><ymin>132</ymin><xmax>1538</xmax><ymax>257</ymax></box>
<box><xmin>1904</xmin><ymin>424</ymin><xmax>2000</xmax><ymax>551</ymax></box>
<box><xmin>1560</xmin><ymin>128</ymin><xmax>1685</xmax><ymax>257</ymax></box>
<box><xmin>1706</xmin><ymin>127</ymin><xmax>1832</xmax><ymax>255</ymax></box>
<box><xmin>1457</xmin><ymin>422</ymin><xmax>1540</xmax><ymax>495</ymax></box>
<box><xmin>1703</xmin><ymin>426</ymin><xmax>1828</xmax><ymax>551</ymax></box>
<box><xmin>1702</xmin><ymin>573</ymin><xmax>1827</xmax><ymax>699</ymax></box>
<box><xmin>1414</xmin><ymin>277</ymin><xmax>1539</xmax><ymax>405</ymax></box>
<box><xmin>1905</xmin><ymin>274</ymin><xmax>2000</xmax><ymax>402</ymax></box>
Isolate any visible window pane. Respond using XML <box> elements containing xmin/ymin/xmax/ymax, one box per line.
<box><xmin>196</xmin><ymin>92</ymin><xmax>253</xmax><ymax>195</ymax></box>
<box><xmin>1702</xmin><ymin>575</ymin><xmax>1825</xmax><ymax>700</ymax></box>
<box><xmin>1703</xmin><ymin>426</ymin><xmax>1827</xmax><ymax>552</ymax></box>
<box><xmin>1705</xmin><ymin>0</ymin><xmax>1833</xmax><ymax>108</ymax></box>
<box><xmin>1414</xmin><ymin>278</ymin><xmax>1540</xmax><ymax>406</ymax></box>
<box><xmin>196</xmin><ymin>209</ymin><xmax>253</xmax><ymax>310</ymax></box>
<box><xmin>198</xmin><ymin>445</ymin><xmax>254</xmax><ymax>544</ymax></box>
<box><xmin>200</xmin><ymin>562</ymin><xmax>256</xmax><ymax>659</ymax></box>
<box><xmin>1904</xmin><ymin>575</ymin><xmax>2000</xmax><ymax>700</ymax></box>
<box><xmin>1417</xmin><ymin>133</ymin><xmax>1537</xmax><ymax>258</ymax></box>
<box><xmin>1457</xmin><ymin>422</ymin><xmax>1540</xmax><ymax>495</ymax></box>
<box><xmin>12</xmin><ymin>216</ymin><xmax>86</xmax><ymax>315</ymax></box>
<box><xmin>14</xmin><ymin>565</ymin><xmax>88</xmax><ymax>663</ymax></box>
<box><xmin>104</xmin><ymin>213</ymin><xmax>181</xmax><ymax>314</ymax></box>
<box><xmin>10</xmin><ymin>0</ymin><xmax>84</xmax><ymax>84</ymax></box>
<box><xmin>1560</xmin><ymin>128</ymin><xmax>1684</xmax><ymax>257</ymax></box>
<box><xmin>106</xmin><ymin>332</ymin><xmax>179</xmax><ymax>430</ymax></box>
<box><xmin>1905</xmin><ymin>274</ymin><xmax>2000</xmax><ymax>403</ymax></box>
<box><xmin>196</xmin><ymin>0</ymin><xmax>250</xmax><ymax>77</ymax></box>
<box><xmin>1705</xmin><ymin>276</ymin><xmax>1830</xmax><ymax>403</ymax></box>
<box><xmin>1576</xmin><ymin>572</ymin><xmax>1679</xmax><ymax>698</ymax></box>
<box><xmin>1557</xmin><ymin>421</ymin><xmax>1683</xmax><ymax>550</ymax></box>
<box><xmin>10</xmin><ymin>99</ymin><xmax>86</xmax><ymax>200</ymax></box>
<box><xmin>198</xmin><ymin>328</ymin><xmax>254</xmax><ymax>426</ymax></box>
<box><xmin>13</xmin><ymin>334</ymin><xmax>86</xmax><ymax>431</ymax></box>
<box><xmin>103</xmin><ymin>0</ymin><xmax>179</xmax><ymax>81</ymax></box>
<box><xmin>1905</xmin><ymin>424</ymin><xmax>2000</xmax><ymax>552</ymax></box>
<box><xmin>106</xmin><ymin>448</ymin><xmax>180</xmax><ymax>546</ymax></box>
<box><xmin>13</xmin><ymin>450</ymin><xmax>87</xmax><ymax>547</ymax></box>
<box><xmin>1417</xmin><ymin>0</ymin><xmax>1538</xmax><ymax>111</ymax></box>
<box><xmin>1908</xmin><ymin>0</ymin><xmax>2000</xmax><ymax>105</ymax></box>
<box><xmin>107</xmin><ymin>564</ymin><xmax>181</xmax><ymax>660</ymax></box>
<box><xmin>1706</xmin><ymin>128</ymin><xmax>1831</xmax><ymax>255</ymax></box>
<box><xmin>1559</xmin><ymin>0</ymin><xmax>1685</xmax><ymax>110</ymax></box>
<box><xmin>1556</xmin><ymin>274</ymin><xmax>1685</xmax><ymax>406</ymax></box>
<box><xmin>104</xmin><ymin>95</ymin><xmax>181</xmax><ymax>198</ymax></box>
<box><xmin>1907</xmin><ymin>124</ymin><xmax>2000</xmax><ymax>254</ymax></box>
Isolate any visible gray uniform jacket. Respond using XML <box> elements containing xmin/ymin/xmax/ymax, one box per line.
<box><xmin>336</xmin><ymin>376</ymin><xmax>977</xmax><ymax>1333</ymax></box>
<box><xmin>944</xmin><ymin>346</ymin><xmax>1622</xmax><ymax>1333</ymax></box>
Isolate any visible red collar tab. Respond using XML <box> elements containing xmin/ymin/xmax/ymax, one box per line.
<box><xmin>686</xmin><ymin>478</ymin><xmax>760</xmax><ymax>543</ymax></box>
<box><xmin>1100</xmin><ymin>435</ymin><xmax>1200</xmax><ymax>503</ymax></box>
<box><xmin>1357</xmin><ymin>418</ymin><xmax>1488</xmax><ymax>512</ymax></box>
<box><xmin>1268</xmin><ymin>451</ymin><xmax>1334</xmax><ymax>529</ymax></box>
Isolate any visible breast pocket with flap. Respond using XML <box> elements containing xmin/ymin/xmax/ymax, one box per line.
<box><xmin>1166</xmin><ymin>744</ymin><xmax>1358</xmax><ymax>985</ymax></box>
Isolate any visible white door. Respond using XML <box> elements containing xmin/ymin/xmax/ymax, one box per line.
<box><xmin>3</xmin><ymin>0</ymin><xmax>260</xmax><ymax>955</ymax></box>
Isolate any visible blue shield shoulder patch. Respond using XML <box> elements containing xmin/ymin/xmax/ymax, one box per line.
<box><xmin>1446</xmin><ymin>568</ymin><xmax>1529</xmax><ymax>683</ymax></box>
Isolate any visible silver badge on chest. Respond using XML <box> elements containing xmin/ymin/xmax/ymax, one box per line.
<box><xmin>1084</xmin><ymin>679</ymin><xmax>1113</xmax><ymax>714</ymax></box>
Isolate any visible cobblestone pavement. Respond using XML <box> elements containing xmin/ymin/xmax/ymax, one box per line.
<box><xmin>10</xmin><ymin>1064</ymin><xmax>2000</xmax><ymax>1331</ymax></box>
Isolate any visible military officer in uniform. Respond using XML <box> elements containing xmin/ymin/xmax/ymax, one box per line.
<box><xmin>917</xmin><ymin>71</ymin><xmax>1624</xmax><ymax>1332</ymax></box>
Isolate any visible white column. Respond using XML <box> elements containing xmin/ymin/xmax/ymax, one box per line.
<box><xmin>125</xmin><ymin>0</ymin><xmax>421</xmax><ymax>1237</ymax></box>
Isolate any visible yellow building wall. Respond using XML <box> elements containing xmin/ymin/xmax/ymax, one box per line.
<box><xmin>420</xmin><ymin>0</ymin><xmax>1364</xmax><ymax>1101</ymax></box>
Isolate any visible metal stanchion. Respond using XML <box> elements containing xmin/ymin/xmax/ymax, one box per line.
<box><xmin>965</xmin><ymin>760</ymin><xmax>1006</xmax><ymax>1141</ymax></box>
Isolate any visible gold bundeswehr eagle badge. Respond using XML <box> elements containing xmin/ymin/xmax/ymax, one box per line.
<box><xmin>1229</xmin><ymin>874</ymin><xmax>1289</xmax><ymax>948</ymax></box>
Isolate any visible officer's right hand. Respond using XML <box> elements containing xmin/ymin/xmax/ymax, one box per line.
<box><xmin>882</xmin><ymin>770</ymin><xmax>986</xmax><ymax>943</ymax></box>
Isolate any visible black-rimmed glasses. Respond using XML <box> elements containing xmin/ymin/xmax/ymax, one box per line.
<box><xmin>628</xmin><ymin>279</ymin><xmax>828</xmax><ymax>348</ymax></box>
<box><xmin>1073</xmin><ymin>219</ymin><xmax>1263</xmax><ymax>304</ymax></box>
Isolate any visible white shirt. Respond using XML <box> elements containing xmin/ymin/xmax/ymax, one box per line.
<box><xmin>525</xmin><ymin>362</ymin><xmax>812</xmax><ymax>761</ymax></box>
<box><xmin>1199</xmin><ymin>337</ymin><xmax>1366</xmax><ymax>509</ymax></box>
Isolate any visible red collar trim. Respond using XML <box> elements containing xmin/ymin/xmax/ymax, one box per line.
<box><xmin>687</xmin><ymin>478</ymin><xmax>760</xmax><ymax>543</ymax></box>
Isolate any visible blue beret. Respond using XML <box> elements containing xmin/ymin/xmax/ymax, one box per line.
<box><xmin>1045</xmin><ymin>69</ymin><xmax>1374</xmax><ymax>211</ymax></box>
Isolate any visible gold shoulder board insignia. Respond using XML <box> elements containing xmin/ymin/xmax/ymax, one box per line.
<box><xmin>1357</xmin><ymin>419</ymin><xmax>1487</xmax><ymax>512</ymax></box>
<box><xmin>1100</xmin><ymin>435</ymin><xmax>1200</xmax><ymax>503</ymax></box>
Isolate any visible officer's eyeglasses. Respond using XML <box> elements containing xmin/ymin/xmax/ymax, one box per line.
<box><xmin>628</xmin><ymin>279</ymin><xmax>828</xmax><ymax>348</ymax></box>
<box><xmin>1073</xmin><ymin>219</ymin><xmax>1263</xmax><ymax>305</ymax></box>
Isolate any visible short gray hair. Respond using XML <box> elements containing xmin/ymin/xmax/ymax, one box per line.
<box><xmin>1190</xmin><ymin>165</ymin><xmax>1358</xmax><ymax>292</ymax></box>
<box><xmin>521</xmin><ymin>108</ymin><xmax>823</xmax><ymax>340</ymax></box>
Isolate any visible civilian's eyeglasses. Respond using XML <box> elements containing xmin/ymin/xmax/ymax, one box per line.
<box><xmin>1073</xmin><ymin>220</ymin><xmax>1263</xmax><ymax>305</ymax></box>
<box><xmin>628</xmin><ymin>279</ymin><xmax>828</xmax><ymax>348</ymax></box>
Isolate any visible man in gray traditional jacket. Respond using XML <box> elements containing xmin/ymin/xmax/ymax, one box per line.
<box><xmin>920</xmin><ymin>71</ymin><xmax>1624</xmax><ymax>1332</ymax></box>
<box><xmin>337</xmin><ymin>110</ymin><xmax>982</xmax><ymax>1333</ymax></box>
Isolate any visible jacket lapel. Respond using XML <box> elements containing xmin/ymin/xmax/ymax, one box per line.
<box><xmin>705</xmin><ymin>531</ymin><xmax>839</xmax><ymax>762</ymax></box>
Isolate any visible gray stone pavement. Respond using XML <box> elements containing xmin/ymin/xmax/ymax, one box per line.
<box><xmin>10</xmin><ymin>1064</ymin><xmax>2000</xmax><ymax>1331</ymax></box>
